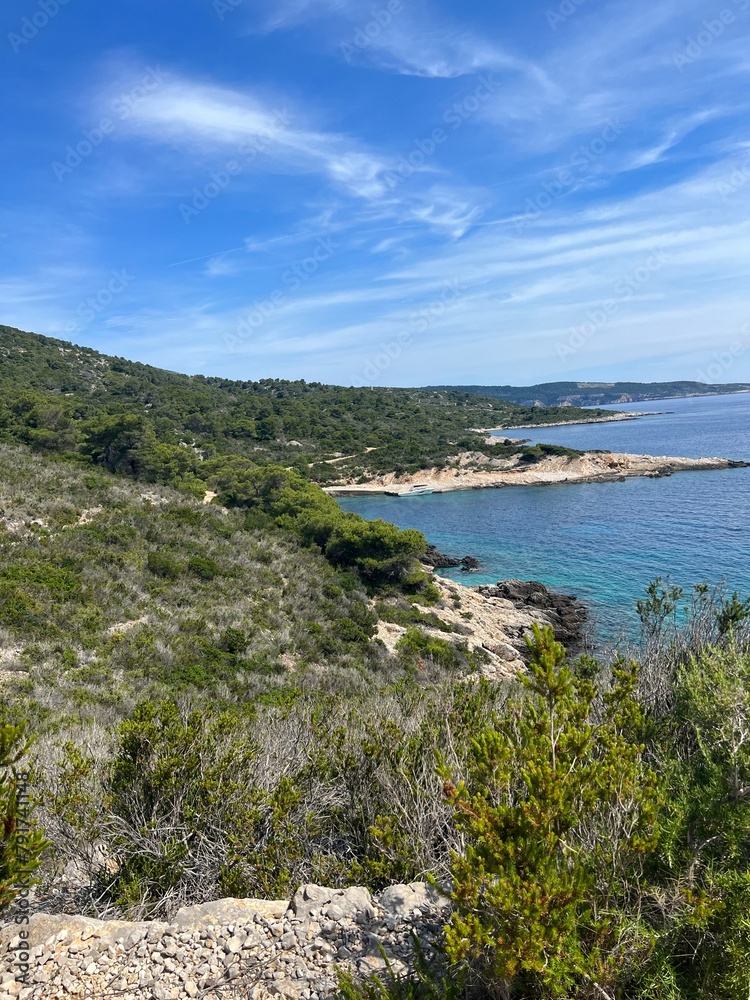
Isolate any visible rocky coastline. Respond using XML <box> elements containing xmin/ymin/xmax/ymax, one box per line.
<box><xmin>473</xmin><ymin>580</ymin><xmax>587</xmax><ymax>650</ymax></box>
<box><xmin>375</xmin><ymin>573</ymin><xmax>589</xmax><ymax>680</ymax></box>
<box><xmin>421</xmin><ymin>545</ymin><xmax>480</xmax><ymax>572</ymax></box>
<box><xmin>324</xmin><ymin>451</ymin><xmax>748</xmax><ymax>497</ymax></box>
<box><xmin>478</xmin><ymin>411</ymin><xmax>655</xmax><ymax>432</ymax></box>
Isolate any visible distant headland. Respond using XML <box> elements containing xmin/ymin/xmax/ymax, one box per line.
<box><xmin>426</xmin><ymin>380</ymin><xmax>750</xmax><ymax>408</ymax></box>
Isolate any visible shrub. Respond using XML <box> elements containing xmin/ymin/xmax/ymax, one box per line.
<box><xmin>187</xmin><ymin>555</ymin><xmax>221</xmax><ymax>580</ymax></box>
<box><xmin>397</xmin><ymin>629</ymin><xmax>463</xmax><ymax>670</ymax></box>
<box><xmin>441</xmin><ymin>625</ymin><xmax>660</xmax><ymax>999</ymax></box>
<box><xmin>636</xmin><ymin>642</ymin><xmax>750</xmax><ymax>999</ymax></box>
<box><xmin>325</xmin><ymin>518</ymin><xmax>426</xmax><ymax>583</ymax></box>
<box><xmin>0</xmin><ymin>723</ymin><xmax>49</xmax><ymax>914</ymax></box>
<box><xmin>336</xmin><ymin>944</ymin><xmax>464</xmax><ymax>1000</ymax></box>
<box><xmin>97</xmin><ymin>701</ymin><xmax>264</xmax><ymax>914</ymax></box>
<box><xmin>146</xmin><ymin>550</ymin><xmax>181</xmax><ymax>579</ymax></box>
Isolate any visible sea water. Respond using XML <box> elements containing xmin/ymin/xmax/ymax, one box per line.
<box><xmin>338</xmin><ymin>393</ymin><xmax>750</xmax><ymax>639</ymax></box>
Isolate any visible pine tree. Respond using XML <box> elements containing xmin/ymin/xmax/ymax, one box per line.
<box><xmin>441</xmin><ymin>625</ymin><xmax>659</xmax><ymax>999</ymax></box>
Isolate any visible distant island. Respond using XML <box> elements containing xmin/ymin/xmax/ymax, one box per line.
<box><xmin>427</xmin><ymin>380</ymin><xmax>750</xmax><ymax>407</ymax></box>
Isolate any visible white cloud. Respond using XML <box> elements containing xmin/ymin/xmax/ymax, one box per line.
<box><xmin>115</xmin><ymin>75</ymin><xmax>391</xmax><ymax>199</ymax></box>
<box><xmin>253</xmin><ymin>0</ymin><xmax>552</xmax><ymax>87</ymax></box>
<box><xmin>477</xmin><ymin>0</ymin><xmax>750</xmax><ymax>159</ymax></box>
<box><xmin>625</xmin><ymin>108</ymin><xmax>726</xmax><ymax>169</ymax></box>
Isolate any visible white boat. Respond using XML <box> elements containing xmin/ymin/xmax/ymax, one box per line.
<box><xmin>398</xmin><ymin>484</ymin><xmax>434</xmax><ymax>497</ymax></box>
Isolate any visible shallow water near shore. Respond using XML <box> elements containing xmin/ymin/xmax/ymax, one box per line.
<box><xmin>338</xmin><ymin>393</ymin><xmax>750</xmax><ymax>640</ymax></box>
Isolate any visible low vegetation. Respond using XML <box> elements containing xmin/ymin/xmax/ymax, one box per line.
<box><xmin>2</xmin><ymin>585</ymin><xmax>749</xmax><ymax>998</ymax></box>
<box><xmin>0</xmin><ymin>326</ymin><xmax>592</xmax><ymax>489</ymax></box>
<box><xmin>1</xmin><ymin>328</ymin><xmax>748</xmax><ymax>998</ymax></box>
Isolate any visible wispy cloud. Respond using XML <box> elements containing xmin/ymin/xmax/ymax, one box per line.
<box><xmin>115</xmin><ymin>75</ymin><xmax>391</xmax><ymax>199</ymax></box>
<box><xmin>625</xmin><ymin>108</ymin><xmax>726</xmax><ymax>169</ymax></box>
<box><xmin>478</xmin><ymin>0</ymin><xmax>750</xmax><ymax>157</ymax></box>
<box><xmin>253</xmin><ymin>0</ymin><xmax>553</xmax><ymax>86</ymax></box>
<box><xmin>5</xmin><ymin>0</ymin><xmax>750</xmax><ymax>387</ymax></box>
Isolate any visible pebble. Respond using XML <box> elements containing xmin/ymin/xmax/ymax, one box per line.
<box><xmin>0</xmin><ymin>883</ymin><xmax>449</xmax><ymax>999</ymax></box>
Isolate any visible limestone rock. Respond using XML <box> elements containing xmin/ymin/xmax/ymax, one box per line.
<box><xmin>1</xmin><ymin>882</ymin><xmax>449</xmax><ymax>999</ymax></box>
<box><xmin>174</xmin><ymin>897</ymin><xmax>287</xmax><ymax>927</ymax></box>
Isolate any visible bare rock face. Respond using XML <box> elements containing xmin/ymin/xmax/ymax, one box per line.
<box><xmin>422</xmin><ymin>545</ymin><xmax>480</xmax><ymax>572</ymax></box>
<box><xmin>174</xmin><ymin>897</ymin><xmax>288</xmax><ymax>927</ymax></box>
<box><xmin>291</xmin><ymin>885</ymin><xmax>376</xmax><ymax>923</ymax></box>
<box><xmin>373</xmin><ymin>573</ymin><xmax>589</xmax><ymax>682</ymax></box>
<box><xmin>474</xmin><ymin>580</ymin><xmax>587</xmax><ymax>649</ymax></box>
<box><xmin>379</xmin><ymin>883</ymin><xmax>450</xmax><ymax>918</ymax></box>
<box><xmin>0</xmin><ymin>883</ymin><xmax>451</xmax><ymax>999</ymax></box>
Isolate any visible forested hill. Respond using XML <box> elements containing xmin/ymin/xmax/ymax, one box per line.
<box><xmin>0</xmin><ymin>325</ymin><xmax>604</xmax><ymax>482</ymax></box>
<box><xmin>428</xmin><ymin>380</ymin><xmax>750</xmax><ymax>407</ymax></box>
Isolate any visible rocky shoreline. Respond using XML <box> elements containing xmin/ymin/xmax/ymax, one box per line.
<box><xmin>324</xmin><ymin>451</ymin><xmax>748</xmax><ymax>497</ymax></box>
<box><xmin>474</xmin><ymin>580</ymin><xmax>587</xmax><ymax>650</ymax></box>
<box><xmin>375</xmin><ymin>573</ymin><xmax>588</xmax><ymax>679</ymax></box>
<box><xmin>421</xmin><ymin>544</ymin><xmax>480</xmax><ymax>573</ymax></box>
<box><xmin>478</xmin><ymin>411</ymin><xmax>655</xmax><ymax>432</ymax></box>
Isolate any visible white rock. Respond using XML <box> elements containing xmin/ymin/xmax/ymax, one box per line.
<box><xmin>224</xmin><ymin>934</ymin><xmax>245</xmax><ymax>954</ymax></box>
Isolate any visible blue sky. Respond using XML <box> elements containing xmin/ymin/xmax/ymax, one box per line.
<box><xmin>2</xmin><ymin>0</ymin><xmax>750</xmax><ymax>386</ymax></box>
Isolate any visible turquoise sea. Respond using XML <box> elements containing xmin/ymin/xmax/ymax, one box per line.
<box><xmin>338</xmin><ymin>393</ymin><xmax>750</xmax><ymax>640</ymax></box>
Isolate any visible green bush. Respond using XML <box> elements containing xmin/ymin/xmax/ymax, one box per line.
<box><xmin>397</xmin><ymin>629</ymin><xmax>463</xmax><ymax>670</ymax></box>
<box><xmin>635</xmin><ymin>642</ymin><xmax>750</xmax><ymax>999</ymax></box>
<box><xmin>146</xmin><ymin>550</ymin><xmax>182</xmax><ymax>579</ymax></box>
<box><xmin>375</xmin><ymin>602</ymin><xmax>457</xmax><ymax>633</ymax></box>
<box><xmin>441</xmin><ymin>625</ymin><xmax>660</xmax><ymax>999</ymax></box>
<box><xmin>100</xmin><ymin>701</ymin><xmax>265</xmax><ymax>912</ymax></box>
<box><xmin>187</xmin><ymin>555</ymin><xmax>221</xmax><ymax>580</ymax></box>
<box><xmin>0</xmin><ymin>723</ymin><xmax>49</xmax><ymax>914</ymax></box>
<box><xmin>325</xmin><ymin>517</ymin><xmax>426</xmax><ymax>583</ymax></box>
<box><xmin>336</xmin><ymin>944</ymin><xmax>464</xmax><ymax>1000</ymax></box>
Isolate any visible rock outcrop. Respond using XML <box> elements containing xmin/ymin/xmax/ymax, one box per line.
<box><xmin>324</xmin><ymin>450</ymin><xmax>747</xmax><ymax>496</ymax></box>
<box><xmin>375</xmin><ymin>575</ymin><xmax>588</xmax><ymax>679</ymax></box>
<box><xmin>0</xmin><ymin>884</ymin><xmax>450</xmax><ymax>1000</ymax></box>
<box><xmin>474</xmin><ymin>580</ymin><xmax>587</xmax><ymax>649</ymax></box>
<box><xmin>421</xmin><ymin>545</ymin><xmax>480</xmax><ymax>572</ymax></box>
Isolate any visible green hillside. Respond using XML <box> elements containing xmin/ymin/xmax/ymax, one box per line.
<box><xmin>1</xmin><ymin>330</ymin><xmax>748</xmax><ymax>998</ymax></box>
<box><xmin>0</xmin><ymin>445</ymin><xmax>387</xmax><ymax>702</ymax></box>
<box><xmin>0</xmin><ymin>325</ymin><xmax>604</xmax><ymax>484</ymax></box>
<box><xmin>428</xmin><ymin>380</ymin><xmax>750</xmax><ymax>407</ymax></box>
